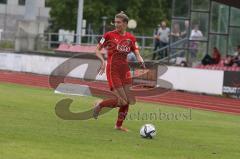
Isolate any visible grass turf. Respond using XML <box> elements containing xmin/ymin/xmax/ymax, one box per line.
<box><xmin>0</xmin><ymin>83</ymin><xmax>240</xmax><ymax>159</ymax></box>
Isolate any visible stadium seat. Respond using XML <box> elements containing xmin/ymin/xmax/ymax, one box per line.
<box><xmin>55</xmin><ymin>43</ymin><xmax>71</xmax><ymax>52</ymax></box>
<box><xmin>195</xmin><ymin>63</ymin><xmax>240</xmax><ymax>72</ymax></box>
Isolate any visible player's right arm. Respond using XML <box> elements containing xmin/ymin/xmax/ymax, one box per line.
<box><xmin>96</xmin><ymin>44</ymin><xmax>106</xmax><ymax>75</ymax></box>
<box><xmin>96</xmin><ymin>33</ymin><xmax>109</xmax><ymax>75</ymax></box>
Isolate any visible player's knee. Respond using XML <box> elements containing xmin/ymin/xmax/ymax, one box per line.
<box><xmin>117</xmin><ymin>98</ymin><xmax>128</xmax><ymax>106</ymax></box>
<box><xmin>123</xmin><ymin>100</ymin><xmax>128</xmax><ymax>106</ymax></box>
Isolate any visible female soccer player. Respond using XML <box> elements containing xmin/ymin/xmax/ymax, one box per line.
<box><xmin>94</xmin><ymin>11</ymin><xmax>145</xmax><ymax>131</ymax></box>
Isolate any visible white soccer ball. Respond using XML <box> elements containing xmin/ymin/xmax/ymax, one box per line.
<box><xmin>140</xmin><ymin>124</ymin><xmax>156</xmax><ymax>139</ymax></box>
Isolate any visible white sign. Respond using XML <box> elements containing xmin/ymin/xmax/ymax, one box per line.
<box><xmin>0</xmin><ymin>52</ymin><xmax>107</xmax><ymax>81</ymax></box>
<box><xmin>158</xmin><ymin>66</ymin><xmax>224</xmax><ymax>95</ymax></box>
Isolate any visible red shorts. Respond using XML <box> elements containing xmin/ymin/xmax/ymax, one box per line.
<box><xmin>106</xmin><ymin>64</ymin><xmax>132</xmax><ymax>90</ymax></box>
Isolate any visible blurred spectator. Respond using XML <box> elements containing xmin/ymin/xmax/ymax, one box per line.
<box><xmin>223</xmin><ymin>46</ymin><xmax>240</xmax><ymax>67</ymax></box>
<box><xmin>233</xmin><ymin>45</ymin><xmax>240</xmax><ymax>56</ymax></box>
<box><xmin>233</xmin><ymin>60</ymin><xmax>240</xmax><ymax>67</ymax></box>
<box><xmin>190</xmin><ymin>24</ymin><xmax>203</xmax><ymax>40</ymax></box>
<box><xmin>181</xmin><ymin>20</ymin><xmax>190</xmax><ymax>38</ymax></box>
<box><xmin>233</xmin><ymin>45</ymin><xmax>240</xmax><ymax>67</ymax></box>
<box><xmin>212</xmin><ymin>47</ymin><xmax>221</xmax><ymax>63</ymax></box>
<box><xmin>171</xmin><ymin>23</ymin><xmax>181</xmax><ymax>42</ymax></box>
<box><xmin>180</xmin><ymin>20</ymin><xmax>190</xmax><ymax>57</ymax></box>
<box><xmin>180</xmin><ymin>61</ymin><xmax>188</xmax><ymax>67</ymax></box>
<box><xmin>224</xmin><ymin>55</ymin><xmax>234</xmax><ymax>67</ymax></box>
<box><xmin>152</xmin><ymin>24</ymin><xmax>161</xmax><ymax>60</ymax></box>
<box><xmin>189</xmin><ymin>24</ymin><xmax>203</xmax><ymax>61</ymax></box>
<box><xmin>201</xmin><ymin>47</ymin><xmax>221</xmax><ymax>65</ymax></box>
<box><xmin>157</xmin><ymin>21</ymin><xmax>170</xmax><ymax>59</ymax></box>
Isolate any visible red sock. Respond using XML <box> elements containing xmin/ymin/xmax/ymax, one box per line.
<box><xmin>116</xmin><ymin>105</ymin><xmax>129</xmax><ymax>127</ymax></box>
<box><xmin>99</xmin><ymin>98</ymin><xmax>118</xmax><ymax>108</ymax></box>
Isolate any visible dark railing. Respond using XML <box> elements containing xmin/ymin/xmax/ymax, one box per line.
<box><xmin>145</xmin><ymin>38</ymin><xmax>188</xmax><ymax>63</ymax></box>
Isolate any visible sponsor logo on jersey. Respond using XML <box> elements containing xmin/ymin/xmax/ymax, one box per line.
<box><xmin>116</xmin><ymin>44</ymin><xmax>131</xmax><ymax>52</ymax></box>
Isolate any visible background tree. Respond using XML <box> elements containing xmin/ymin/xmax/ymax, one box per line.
<box><xmin>48</xmin><ymin>0</ymin><xmax>172</xmax><ymax>36</ymax></box>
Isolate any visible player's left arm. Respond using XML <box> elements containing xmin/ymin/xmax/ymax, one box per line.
<box><xmin>134</xmin><ymin>49</ymin><xmax>145</xmax><ymax>68</ymax></box>
<box><xmin>132</xmin><ymin>38</ymin><xmax>146</xmax><ymax>68</ymax></box>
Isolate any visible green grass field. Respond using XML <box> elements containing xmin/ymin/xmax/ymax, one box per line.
<box><xmin>0</xmin><ymin>83</ymin><xmax>240</xmax><ymax>159</ymax></box>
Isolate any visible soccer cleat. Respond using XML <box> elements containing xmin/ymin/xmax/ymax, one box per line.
<box><xmin>114</xmin><ymin>126</ymin><xmax>129</xmax><ymax>132</ymax></box>
<box><xmin>93</xmin><ymin>102</ymin><xmax>101</xmax><ymax>119</ymax></box>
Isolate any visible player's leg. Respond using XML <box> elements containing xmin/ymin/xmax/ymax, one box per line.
<box><xmin>115</xmin><ymin>104</ymin><xmax>129</xmax><ymax>132</ymax></box>
<box><xmin>92</xmin><ymin>81</ymin><xmax>119</xmax><ymax>119</ymax></box>
<box><xmin>123</xmin><ymin>84</ymin><xmax>136</xmax><ymax>105</ymax></box>
<box><xmin>93</xmin><ymin>86</ymin><xmax>128</xmax><ymax>119</ymax></box>
<box><xmin>97</xmin><ymin>86</ymin><xmax>130</xmax><ymax>131</ymax></box>
<box><xmin>114</xmin><ymin>68</ymin><xmax>135</xmax><ymax>130</ymax></box>
<box><xmin>113</xmin><ymin>86</ymin><xmax>129</xmax><ymax>106</ymax></box>
<box><xmin>114</xmin><ymin>84</ymin><xmax>136</xmax><ymax>132</ymax></box>
<box><xmin>93</xmin><ymin>97</ymin><xmax>118</xmax><ymax>119</ymax></box>
<box><xmin>93</xmin><ymin>61</ymin><xmax>129</xmax><ymax>119</ymax></box>
<box><xmin>113</xmin><ymin>69</ymin><xmax>134</xmax><ymax>105</ymax></box>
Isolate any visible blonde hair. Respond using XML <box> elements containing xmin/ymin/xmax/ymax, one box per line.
<box><xmin>115</xmin><ymin>11</ymin><xmax>129</xmax><ymax>23</ymax></box>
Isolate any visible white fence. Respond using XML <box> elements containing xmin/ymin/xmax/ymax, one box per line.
<box><xmin>0</xmin><ymin>52</ymin><xmax>224</xmax><ymax>95</ymax></box>
<box><xmin>160</xmin><ymin>66</ymin><xmax>224</xmax><ymax>95</ymax></box>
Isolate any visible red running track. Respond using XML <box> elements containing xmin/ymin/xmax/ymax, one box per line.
<box><xmin>0</xmin><ymin>70</ymin><xmax>239</xmax><ymax>115</ymax></box>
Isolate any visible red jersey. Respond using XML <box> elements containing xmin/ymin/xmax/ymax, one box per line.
<box><xmin>98</xmin><ymin>30</ymin><xmax>139</xmax><ymax>90</ymax></box>
<box><xmin>99</xmin><ymin>30</ymin><xmax>139</xmax><ymax>66</ymax></box>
